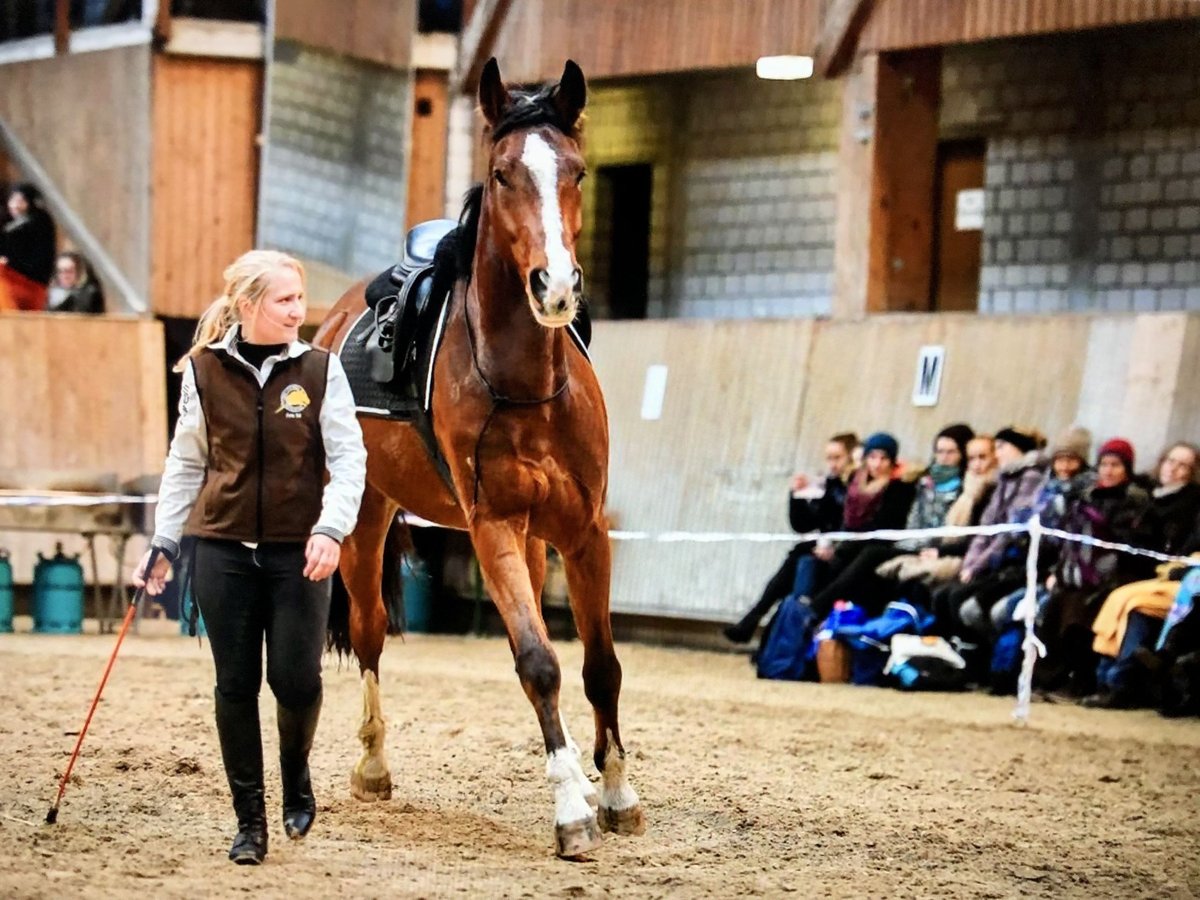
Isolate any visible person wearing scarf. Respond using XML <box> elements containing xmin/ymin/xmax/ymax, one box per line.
<box><xmin>806</xmin><ymin>432</ymin><xmax>915</xmax><ymax>619</ymax></box>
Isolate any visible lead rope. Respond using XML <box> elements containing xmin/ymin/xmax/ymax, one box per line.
<box><xmin>462</xmin><ymin>289</ymin><xmax>569</xmax><ymax>510</ymax></box>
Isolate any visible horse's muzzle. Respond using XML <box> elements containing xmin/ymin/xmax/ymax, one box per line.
<box><xmin>528</xmin><ymin>267</ymin><xmax>583</xmax><ymax>327</ymax></box>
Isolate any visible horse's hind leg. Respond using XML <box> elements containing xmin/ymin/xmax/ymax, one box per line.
<box><xmin>342</xmin><ymin>484</ymin><xmax>397</xmax><ymax>801</ymax></box>
<box><xmin>563</xmin><ymin>524</ymin><xmax>645</xmax><ymax>837</ymax></box>
<box><xmin>471</xmin><ymin>520</ymin><xmax>601</xmax><ymax>859</ymax></box>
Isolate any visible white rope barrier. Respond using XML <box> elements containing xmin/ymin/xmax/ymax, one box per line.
<box><xmin>0</xmin><ymin>492</ymin><xmax>158</xmax><ymax>507</ymax></box>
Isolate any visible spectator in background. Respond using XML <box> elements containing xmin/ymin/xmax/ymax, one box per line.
<box><xmin>932</xmin><ymin>426</ymin><xmax>1046</xmax><ymax>640</ymax></box>
<box><xmin>804</xmin><ymin>431</ymin><xmax>916</xmax><ymax>620</ymax></box>
<box><xmin>723</xmin><ymin>432</ymin><xmax>858</xmax><ymax>643</ymax></box>
<box><xmin>47</xmin><ymin>251</ymin><xmax>104</xmax><ymax>314</ymax></box>
<box><xmin>0</xmin><ymin>183</ymin><xmax>57</xmax><ymax>311</ymax></box>
<box><xmin>878</xmin><ymin>429</ymin><xmax>995</xmax><ymax>592</ymax></box>
<box><xmin>1084</xmin><ymin>441</ymin><xmax>1200</xmax><ymax>708</ymax></box>
<box><xmin>1037</xmin><ymin>438</ymin><xmax>1153</xmax><ymax>697</ymax></box>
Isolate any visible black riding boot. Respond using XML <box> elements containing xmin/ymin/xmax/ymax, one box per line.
<box><xmin>215</xmin><ymin>691</ymin><xmax>268</xmax><ymax>865</ymax></box>
<box><xmin>278</xmin><ymin>689</ymin><xmax>322</xmax><ymax>840</ymax></box>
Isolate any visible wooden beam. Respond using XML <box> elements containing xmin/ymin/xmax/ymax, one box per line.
<box><xmin>814</xmin><ymin>0</ymin><xmax>877</xmax><ymax>79</ymax></box>
<box><xmin>452</xmin><ymin>0</ymin><xmax>515</xmax><ymax>94</ymax></box>
<box><xmin>154</xmin><ymin>0</ymin><xmax>173</xmax><ymax>45</ymax></box>
<box><xmin>54</xmin><ymin>0</ymin><xmax>70</xmax><ymax>55</ymax></box>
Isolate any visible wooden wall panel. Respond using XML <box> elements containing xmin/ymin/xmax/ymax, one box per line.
<box><xmin>275</xmin><ymin>0</ymin><xmax>415</xmax><ymax>69</ymax></box>
<box><xmin>490</xmin><ymin>0</ymin><xmax>820</xmax><ymax>84</ymax></box>
<box><xmin>151</xmin><ymin>55</ymin><xmax>262</xmax><ymax>319</ymax></box>
<box><xmin>591</xmin><ymin>312</ymin><xmax>1200</xmax><ymax>620</ymax></box>
<box><xmin>0</xmin><ymin>314</ymin><xmax>167</xmax><ymax>480</ymax></box>
<box><xmin>860</xmin><ymin>0</ymin><xmax>1200</xmax><ymax>52</ymax></box>
<box><xmin>0</xmin><ymin>46</ymin><xmax>151</xmax><ymax>297</ymax></box>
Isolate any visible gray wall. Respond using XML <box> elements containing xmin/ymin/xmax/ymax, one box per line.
<box><xmin>259</xmin><ymin>41</ymin><xmax>411</xmax><ymax>277</ymax></box>
<box><xmin>942</xmin><ymin>23</ymin><xmax>1200</xmax><ymax>314</ymax></box>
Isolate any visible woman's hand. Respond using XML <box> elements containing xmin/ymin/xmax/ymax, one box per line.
<box><xmin>919</xmin><ymin>547</ymin><xmax>940</xmax><ymax>562</ymax></box>
<box><xmin>132</xmin><ymin>549</ymin><xmax>172</xmax><ymax>596</ymax></box>
<box><xmin>304</xmin><ymin>534</ymin><xmax>341</xmax><ymax>581</ymax></box>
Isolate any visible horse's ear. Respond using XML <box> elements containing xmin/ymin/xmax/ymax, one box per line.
<box><xmin>554</xmin><ymin>59</ymin><xmax>587</xmax><ymax>131</ymax></box>
<box><xmin>478</xmin><ymin>57</ymin><xmax>508</xmax><ymax>128</ymax></box>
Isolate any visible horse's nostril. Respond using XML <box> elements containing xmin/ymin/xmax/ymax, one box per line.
<box><xmin>528</xmin><ymin>268</ymin><xmax>550</xmax><ymax>300</ymax></box>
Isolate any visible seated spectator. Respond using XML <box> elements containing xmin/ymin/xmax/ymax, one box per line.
<box><xmin>805</xmin><ymin>431</ymin><xmax>916</xmax><ymax>620</ymax></box>
<box><xmin>47</xmin><ymin>251</ymin><xmax>104</xmax><ymax>314</ymax></box>
<box><xmin>1083</xmin><ymin>442</ymin><xmax>1200</xmax><ymax>708</ymax></box>
<box><xmin>1036</xmin><ymin>438</ymin><xmax>1153</xmax><ymax>697</ymax></box>
<box><xmin>932</xmin><ymin>426</ymin><xmax>1046</xmax><ymax>640</ymax></box>
<box><xmin>0</xmin><ymin>183</ymin><xmax>57</xmax><ymax>311</ymax></box>
<box><xmin>879</xmin><ymin>431</ymin><xmax>997</xmax><ymax>589</ymax></box>
<box><xmin>1031</xmin><ymin>426</ymin><xmax>1092</xmax><ymax>529</ymax></box>
<box><xmin>723</xmin><ymin>432</ymin><xmax>858</xmax><ymax>643</ymax></box>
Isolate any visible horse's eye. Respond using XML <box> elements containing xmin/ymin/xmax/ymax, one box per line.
<box><xmin>493</xmin><ymin>169</ymin><xmax>509</xmax><ymax>188</ymax></box>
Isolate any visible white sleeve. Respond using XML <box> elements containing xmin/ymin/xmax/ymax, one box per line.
<box><xmin>312</xmin><ymin>353</ymin><xmax>366</xmax><ymax>542</ymax></box>
<box><xmin>151</xmin><ymin>362</ymin><xmax>208</xmax><ymax>559</ymax></box>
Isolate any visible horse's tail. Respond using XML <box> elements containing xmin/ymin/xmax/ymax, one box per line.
<box><xmin>383</xmin><ymin>515</ymin><xmax>407</xmax><ymax>635</ymax></box>
<box><xmin>327</xmin><ymin>567</ymin><xmax>353</xmax><ymax>659</ymax></box>
<box><xmin>326</xmin><ymin>515</ymin><xmax>409</xmax><ymax>661</ymax></box>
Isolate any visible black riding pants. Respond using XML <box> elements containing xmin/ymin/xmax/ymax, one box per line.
<box><xmin>194</xmin><ymin>539</ymin><xmax>331</xmax><ymax>711</ymax></box>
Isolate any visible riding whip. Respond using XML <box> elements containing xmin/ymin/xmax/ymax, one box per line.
<box><xmin>46</xmin><ymin>546</ymin><xmax>162</xmax><ymax>824</ymax></box>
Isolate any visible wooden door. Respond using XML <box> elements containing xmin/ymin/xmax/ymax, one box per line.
<box><xmin>932</xmin><ymin>140</ymin><xmax>985</xmax><ymax>312</ymax></box>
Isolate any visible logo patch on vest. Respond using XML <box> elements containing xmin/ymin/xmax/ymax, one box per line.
<box><xmin>277</xmin><ymin>384</ymin><xmax>311</xmax><ymax>418</ymax></box>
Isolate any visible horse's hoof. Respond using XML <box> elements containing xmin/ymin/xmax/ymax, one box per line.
<box><xmin>597</xmin><ymin>803</ymin><xmax>646</xmax><ymax>836</ymax></box>
<box><xmin>554</xmin><ymin>815</ymin><xmax>603</xmax><ymax>860</ymax></box>
<box><xmin>350</xmin><ymin>768</ymin><xmax>393</xmax><ymax>802</ymax></box>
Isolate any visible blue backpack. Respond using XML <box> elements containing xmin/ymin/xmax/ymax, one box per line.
<box><xmin>756</xmin><ymin>596</ymin><xmax>817</xmax><ymax>681</ymax></box>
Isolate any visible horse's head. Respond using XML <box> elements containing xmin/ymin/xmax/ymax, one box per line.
<box><xmin>478</xmin><ymin>58</ymin><xmax>587</xmax><ymax>329</ymax></box>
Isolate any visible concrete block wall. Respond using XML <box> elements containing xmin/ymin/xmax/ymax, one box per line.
<box><xmin>673</xmin><ymin>73</ymin><xmax>840</xmax><ymax>318</ymax></box>
<box><xmin>942</xmin><ymin>24</ymin><xmax>1200</xmax><ymax>314</ymax></box>
<box><xmin>581</xmin><ymin>72</ymin><xmax>841</xmax><ymax>319</ymax></box>
<box><xmin>259</xmin><ymin>42</ymin><xmax>411</xmax><ymax>278</ymax></box>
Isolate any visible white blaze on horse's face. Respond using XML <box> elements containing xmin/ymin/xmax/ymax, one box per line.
<box><xmin>520</xmin><ymin>132</ymin><xmax>581</xmax><ymax>328</ymax></box>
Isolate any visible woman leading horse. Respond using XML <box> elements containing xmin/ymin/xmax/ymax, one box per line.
<box><xmin>314</xmin><ymin>58</ymin><xmax>644</xmax><ymax>859</ymax></box>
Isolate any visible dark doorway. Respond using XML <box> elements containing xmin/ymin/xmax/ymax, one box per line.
<box><xmin>599</xmin><ymin>164</ymin><xmax>652</xmax><ymax>320</ymax></box>
<box><xmin>931</xmin><ymin>140</ymin><xmax>986</xmax><ymax>312</ymax></box>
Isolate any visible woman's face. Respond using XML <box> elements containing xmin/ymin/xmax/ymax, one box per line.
<box><xmin>994</xmin><ymin>439</ymin><xmax>1025</xmax><ymax>467</ymax></box>
<box><xmin>7</xmin><ymin>191</ymin><xmax>29</xmax><ymax>219</ymax></box>
<box><xmin>54</xmin><ymin>256</ymin><xmax>78</xmax><ymax>289</ymax></box>
<box><xmin>1159</xmin><ymin>445</ymin><xmax>1197</xmax><ymax>489</ymax></box>
<box><xmin>865</xmin><ymin>449</ymin><xmax>893</xmax><ymax>480</ymax></box>
<box><xmin>933</xmin><ymin>436</ymin><xmax>962</xmax><ymax>469</ymax></box>
<box><xmin>240</xmin><ymin>265</ymin><xmax>306</xmax><ymax>344</ymax></box>
<box><xmin>1052</xmin><ymin>455</ymin><xmax>1083</xmax><ymax>481</ymax></box>
<box><xmin>966</xmin><ymin>439</ymin><xmax>996</xmax><ymax>476</ymax></box>
<box><xmin>823</xmin><ymin>441</ymin><xmax>852</xmax><ymax>478</ymax></box>
<box><xmin>1096</xmin><ymin>455</ymin><xmax>1128</xmax><ymax>488</ymax></box>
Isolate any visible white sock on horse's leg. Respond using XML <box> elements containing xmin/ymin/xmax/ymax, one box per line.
<box><xmin>598</xmin><ymin>729</ymin><xmax>640</xmax><ymax>814</ymax></box>
<box><xmin>558</xmin><ymin>711</ymin><xmax>597</xmax><ymax>806</ymax></box>
<box><xmin>546</xmin><ymin>748</ymin><xmax>596</xmax><ymax>826</ymax></box>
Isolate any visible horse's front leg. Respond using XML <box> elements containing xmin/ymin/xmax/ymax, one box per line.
<box><xmin>563</xmin><ymin>523</ymin><xmax>645</xmax><ymax>837</ymax></box>
<box><xmin>341</xmin><ymin>485</ymin><xmax>395</xmax><ymax>802</ymax></box>
<box><xmin>471</xmin><ymin>518</ymin><xmax>602</xmax><ymax>859</ymax></box>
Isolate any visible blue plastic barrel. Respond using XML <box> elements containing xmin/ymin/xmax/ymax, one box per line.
<box><xmin>33</xmin><ymin>543</ymin><xmax>84</xmax><ymax>634</ymax></box>
<box><xmin>401</xmin><ymin>556</ymin><xmax>433</xmax><ymax>633</ymax></box>
<box><xmin>0</xmin><ymin>549</ymin><xmax>13</xmax><ymax>633</ymax></box>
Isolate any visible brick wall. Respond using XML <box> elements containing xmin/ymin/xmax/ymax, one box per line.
<box><xmin>942</xmin><ymin>23</ymin><xmax>1200</xmax><ymax>314</ymax></box>
<box><xmin>581</xmin><ymin>72</ymin><xmax>841</xmax><ymax>319</ymax></box>
<box><xmin>258</xmin><ymin>42</ymin><xmax>411</xmax><ymax>278</ymax></box>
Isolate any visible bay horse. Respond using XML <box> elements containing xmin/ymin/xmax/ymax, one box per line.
<box><xmin>313</xmin><ymin>58</ymin><xmax>644</xmax><ymax>859</ymax></box>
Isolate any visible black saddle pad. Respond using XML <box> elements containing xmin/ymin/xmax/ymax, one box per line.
<box><xmin>337</xmin><ymin>308</ymin><xmax>421</xmax><ymax>419</ymax></box>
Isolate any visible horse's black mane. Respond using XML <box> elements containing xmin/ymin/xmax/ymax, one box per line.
<box><xmin>430</xmin><ymin>81</ymin><xmax>581</xmax><ymax>292</ymax></box>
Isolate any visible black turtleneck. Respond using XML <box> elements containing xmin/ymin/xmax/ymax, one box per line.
<box><xmin>237</xmin><ymin>340</ymin><xmax>287</xmax><ymax>371</ymax></box>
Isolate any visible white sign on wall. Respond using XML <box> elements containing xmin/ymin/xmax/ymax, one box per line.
<box><xmin>955</xmin><ymin>188</ymin><xmax>985</xmax><ymax>231</ymax></box>
<box><xmin>640</xmin><ymin>365</ymin><xmax>669</xmax><ymax>420</ymax></box>
<box><xmin>913</xmin><ymin>346</ymin><xmax>945</xmax><ymax>407</ymax></box>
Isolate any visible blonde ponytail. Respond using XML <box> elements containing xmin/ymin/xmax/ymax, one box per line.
<box><xmin>174</xmin><ymin>249</ymin><xmax>306</xmax><ymax>372</ymax></box>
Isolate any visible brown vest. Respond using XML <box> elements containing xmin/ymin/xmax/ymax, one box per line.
<box><xmin>185</xmin><ymin>346</ymin><xmax>330</xmax><ymax>542</ymax></box>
